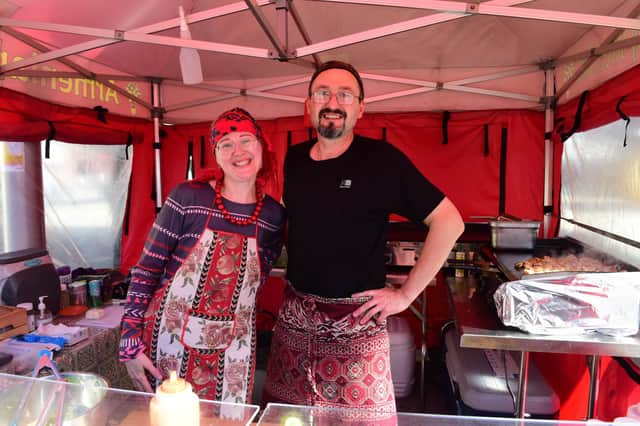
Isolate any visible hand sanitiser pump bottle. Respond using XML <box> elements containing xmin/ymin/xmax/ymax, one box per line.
<box><xmin>36</xmin><ymin>295</ymin><xmax>53</xmax><ymax>327</ymax></box>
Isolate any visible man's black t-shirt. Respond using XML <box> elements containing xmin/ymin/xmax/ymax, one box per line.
<box><xmin>283</xmin><ymin>135</ymin><xmax>444</xmax><ymax>298</ymax></box>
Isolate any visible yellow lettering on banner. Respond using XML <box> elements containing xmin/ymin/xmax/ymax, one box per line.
<box><xmin>42</xmin><ymin>66</ymin><xmax>56</xmax><ymax>90</ymax></box>
<box><xmin>11</xmin><ymin>56</ymin><xmax>28</xmax><ymax>82</ymax></box>
<box><xmin>3</xmin><ymin>48</ymin><xmax>133</xmax><ymax>113</ymax></box>
<box><xmin>96</xmin><ymin>81</ymin><xmax>106</xmax><ymax>101</ymax></box>
<box><xmin>106</xmin><ymin>80</ymin><xmax>119</xmax><ymax>104</ymax></box>
<box><xmin>562</xmin><ymin>62</ymin><xmax>576</xmax><ymax>83</ymax></box>
<box><xmin>58</xmin><ymin>77</ymin><xmax>72</xmax><ymax>93</ymax></box>
<box><xmin>75</xmin><ymin>78</ymin><xmax>96</xmax><ymax>98</ymax></box>
<box><xmin>50</xmin><ymin>70</ymin><xmax>57</xmax><ymax>90</ymax></box>
<box><xmin>633</xmin><ymin>44</ymin><xmax>640</xmax><ymax>63</ymax></box>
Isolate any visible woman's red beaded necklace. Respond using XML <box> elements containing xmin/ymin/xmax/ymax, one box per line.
<box><xmin>214</xmin><ymin>180</ymin><xmax>263</xmax><ymax>226</ymax></box>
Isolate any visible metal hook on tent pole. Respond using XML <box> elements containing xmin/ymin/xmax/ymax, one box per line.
<box><xmin>465</xmin><ymin>2</ymin><xmax>480</xmax><ymax>14</ymax></box>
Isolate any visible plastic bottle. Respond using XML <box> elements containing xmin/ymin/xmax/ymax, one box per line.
<box><xmin>56</xmin><ymin>265</ymin><xmax>72</xmax><ymax>286</ymax></box>
<box><xmin>60</xmin><ymin>283</ymin><xmax>70</xmax><ymax>310</ymax></box>
<box><xmin>149</xmin><ymin>371</ymin><xmax>200</xmax><ymax>426</ymax></box>
<box><xmin>16</xmin><ymin>302</ymin><xmax>37</xmax><ymax>332</ymax></box>
<box><xmin>87</xmin><ymin>278</ymin><xmax>103</xmax><ymax>308</ymax></box>
<box><xmin>36</xmin><ymin>295</ymin><xmax>53</xmax><ymax>327</ymax></box>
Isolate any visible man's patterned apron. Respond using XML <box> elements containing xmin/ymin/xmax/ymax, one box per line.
<box><xmin>142</xmin><ymin>216</ymin><xmax>261</xmax><ymax>403</ymax></box>
<box><xmin>263</xmin><ymin>284</ymin><xmax>397</xmax><ymax>425</ymax></box>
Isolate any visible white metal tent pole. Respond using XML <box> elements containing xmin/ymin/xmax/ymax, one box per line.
<box><xmin>152</xmin><ymin>81</ymin><xmax>163</xmax><ymax>211</ymax></box>
<box><xmin>288</xmin><ymin>0</ymin><xmax>322</xmax><ymax>67</ymax></box>
<box><xmin>543</xmin><ymin>67</ymin><xmax>554</xmax><ymax>238</ymax></box>
<box><xmin>244</xmin><ymin>0</ymin><xmax>288</xmax><ymax>59</ymax></box>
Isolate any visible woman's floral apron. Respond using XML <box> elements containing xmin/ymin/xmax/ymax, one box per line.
<box><xmin>142</xmin><ymin>216</ymin><xmax>261</xmax><ymax>403</ymax></box>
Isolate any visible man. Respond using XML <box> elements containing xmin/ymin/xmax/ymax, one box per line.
<box><xmin>263</xmin><ymin>61</ymin><xmax>464</xmax><ymax>419</ymax></box>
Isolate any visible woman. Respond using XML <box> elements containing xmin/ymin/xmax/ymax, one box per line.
<box><xmin>119</xmin><ymin>108</ymin><xmax>285</xmax><ymax>403</ymax></box>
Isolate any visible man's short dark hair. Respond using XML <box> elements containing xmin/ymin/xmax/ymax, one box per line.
<box><xmin>308</xmin><ymin>60</ymin><xmax>365</xmax><ymax>101</ymax></box>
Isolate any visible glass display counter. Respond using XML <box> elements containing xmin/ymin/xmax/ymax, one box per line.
<box><xmin>2</xmin><ymin>373</ymin><xmax>628</xmax><ymax>425</ymax></box>
<box><xmin>0</xmin><ymin>372</ymin><xmax>259</xmax><ymax>425</ymax></box>
<box><xmin>257</xmin><ymin>403</ymin><xmax>619</xmax><ymax>425</ymax></box>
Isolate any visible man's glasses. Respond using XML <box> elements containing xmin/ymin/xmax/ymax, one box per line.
<box><xmin>216</xmin><ymin>137</ymin><xmax>258</xmax><ymax>156</ymax></box>
<box><xmin>310</xmin><ymin>89</ymin><xmax>359</xmax><ymax>105</ymax></box>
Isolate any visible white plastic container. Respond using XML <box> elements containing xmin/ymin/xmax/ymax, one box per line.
<box><xmin>16</xmin><ymin>302</ymin><xmax>36</xmax><ymax>332</ymax></box>
<box><xmin>444</xmin><ymin>324</ymin><xmax>559</xmax><ymax>417</ymax></box>
<box><xmin>387</xmin><ymin>315</ymin><xmax>416</xmax><ymax>398</ymax></box>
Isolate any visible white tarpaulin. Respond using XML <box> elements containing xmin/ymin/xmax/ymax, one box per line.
<box><xmin>560</xmin><ymin>118</ymin><xmax>640</xmax><ymax>268</ymax></box>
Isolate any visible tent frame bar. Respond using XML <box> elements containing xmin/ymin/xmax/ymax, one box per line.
<box><xmin>245</xmin><ymin>0</ymin><xmax>290</xmax><ymax>59</ymax></box>
<box><xmin>0</xmin><ymin>17</ymin><xmax>271</xmax><ymax>60</ymax></box>
<box><xmin>165</xmin><ymin>78</ymin><xmax>308</xmax><ymax>113</ymax></box>
<box><xmin>314</xmin><ymin>0</ymin><xmax>640</xmax><ymax>31</ymax></box>
<box><xmin>295</xmin><ymin>0</ymin><xmax>532</xmax><ymax>57</ymax></box>
<box><xmin>555</xmin><ymin>3</ymin><xmax>640</xmax><ymax>100</ymax></box>
<box><xmin>543</xmin><ymin>68</ymin><xmax>554</xmax><ymax>238</ymax></box>
<box><xmin>0</xmin><ymin>0</ymin><xmax>272</xmax><ymax>74</ymax></box>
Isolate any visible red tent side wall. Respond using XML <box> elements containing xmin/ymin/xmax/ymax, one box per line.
<box><xmin>157</xmin><ymin>109</ymin><xmax>545</xmax><ymax>230</ymax></box>
<box><xmin>0</xmin><ymin>86</ymin><xmax>156</xmax><ymax>281</ymax></box>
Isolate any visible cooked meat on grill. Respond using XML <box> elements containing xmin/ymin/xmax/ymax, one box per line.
<box><xmin>514</xmin><ymin>254</ymin><xmax>619</xmax><ymax>274</ymax></box>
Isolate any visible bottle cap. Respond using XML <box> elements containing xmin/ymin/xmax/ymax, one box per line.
<box><xmin>56</xmin><ymin>265</ymin><xmax>71</xmax><ymax>275</ymax></box>
<box><xmin>160</xmin><ymin>371</ymin><xmax>188</xmax><ymax>394</ymax></box>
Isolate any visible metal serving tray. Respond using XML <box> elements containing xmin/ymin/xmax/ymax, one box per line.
<box><xmin>490</xmin><ymin>220</ymin><xmax>540</xmax><ymax>250</ymax></box>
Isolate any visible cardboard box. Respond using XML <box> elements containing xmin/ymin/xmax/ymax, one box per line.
<box><xmin>0</xmin><ymin>306</ymin><xmax>28</xmax><ymax>341</ymax></box>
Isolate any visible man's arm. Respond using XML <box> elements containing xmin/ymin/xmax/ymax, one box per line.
<box><xmin>398</xmin><ymin>196</ymin><xmax>464</xmax><ymax>302</ymax></box>
<box><xmin>351</xmin><ymin>197</ymin><xmax>464</xmax><ymax>324</ymax></box>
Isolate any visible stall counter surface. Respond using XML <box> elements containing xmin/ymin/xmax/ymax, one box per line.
<box><xmin>0</xmin><ymin>372</ymin><xmax>259</xmax><ymax>425</ymax></box>
<box><xmin>0</xmin><ymin>304</ymin><xmax>131</xmax><ymax>388</ymax></box>
<box><xmin>0</xmin><ymin>373</ymin><xmax>628</xmax><ymax>426</ymax></box>
<box><xmin>258</xmin><ymin>403</ymin><xmax>625</xmax><ymax>425</ymax></box>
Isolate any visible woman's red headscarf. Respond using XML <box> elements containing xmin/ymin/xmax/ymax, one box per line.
<box><xmin>205</xmin><ymin>107</ymin><xmax>276</xmax><ymax>186</ymax></box>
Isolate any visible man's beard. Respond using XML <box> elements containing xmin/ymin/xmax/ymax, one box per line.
<box><xmin>316</xmin><ymin>108</ymin><xmax>346</xmax><ymax>139</ymax></box>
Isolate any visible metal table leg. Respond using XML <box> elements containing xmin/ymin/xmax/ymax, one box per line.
<box><xmin>515</xmin><ymin>350</ymin><xmax>530</xmax><ymax>418</ymax></box>
<box><xmin>384</xmin><ymin>278</ymin><xmax>429</xmax><ymax>407</ymax></box>
<box><xmin>420</xmin><ymin>288</ymin><xmax>427</xmax><ymax>404</ymax></box>
<box><xmin>586</xmin><ymin>355</ymin><xmax>600</xmax><ymax>419</ymax></box>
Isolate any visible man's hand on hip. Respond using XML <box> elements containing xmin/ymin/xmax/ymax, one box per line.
<box><xmin>351</xmin><ymin>286</ymin><xmax>412</xmax><ymax>325</ymax></box>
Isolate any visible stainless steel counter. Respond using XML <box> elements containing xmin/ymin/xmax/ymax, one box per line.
<box><xmin>446</xmin><ymin>274</ymin><xmax>640</xmax><ymax>419</ymax></box>
<box><xmin>459</xmin><ymin>326</ymin><xmax>640</xmax><ymax>358</ymax></box>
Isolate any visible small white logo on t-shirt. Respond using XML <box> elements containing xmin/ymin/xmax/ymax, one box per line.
<box><xmin>339</xmin><ymin>179</ymin><xmax>352</xmax><ymax>189</ymax></box>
